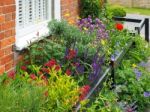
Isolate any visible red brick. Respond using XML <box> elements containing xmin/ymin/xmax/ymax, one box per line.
<box><xmin>0</xmin><ymin>7</ymin><xmax>2</xmax><ymax>14</ymax></box>
<box><xmin>0</xmin><ymin>54</ymin><xmax>13</xmax><ymax>65</ymax></box>
<box><xmin>11</xmin><ymin>28</ymin><xmax>15</xmax><ymax>35</ymax></box>
<box><xmin>0</xmin><ymin>66</ymin><xmax>5</xmax><ymax>75</ymax></box>
<box><xmin>0</xmin><ymin>15</ymin><xmax>5</xmax><ymax>23</ymax></box>
<box><xmin>0</xmin><ymin>37</ymin><xmax>15</xmax><ymax>48</ymax></box>
<box><xmin>0</xmin><ymin>32</ymin><xmax>4</xmax><ymax>40</ymax></box>
<box><xmin>4</xmin><ymin>0</ymin><xmax>15</xmax><ymax>5</ymax></box>
<box><xmin>5</xmin><ymin>61</ymin><xmax>13</xmax><ymax>71</ymax></box>
<box><xmin>5</xmin><ymin>13</ymin><xmax>12</xmax><ymax>22</ymax></box>
<box><xmin>12</xmin><ymin>12</ymin><xmax>15</xmax><ymax>20</ymax></box>
<box><xmin>0</xmin><ymin>49</ymin><xmax>4</xmax><ymax>57</ymax></box>
<box><xmin>4</xmin><ymin>46</ymin><xmax>13</xmax><ymax>55</ymax></box>
<box><xmin>4</xmin><ymin>29</ymin><xmax>12</xmax><ymax>37</ymax></box>
<box><xmin>3</xmin><ymin>5</ymin><xmax>15</xmax><ymax>14</ymax></box>
<box><xmin>1</xmin><ymin>21</ymin><xmax>15</xmax><ymax>30</ymax></box>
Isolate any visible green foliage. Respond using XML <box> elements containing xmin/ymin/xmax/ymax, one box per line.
<box><xmin>114</xmin><ymin>36</ymin><xmax>150</xmax><ymax>111</ymax></box>
<box><xmin>128</xmin><ymin>36</ymin><xmax>150</xmax><ymax>63</ymax></box>
<box><xmin>84</xmin><ymin>84</ymin><xmax>122</xmax><ymax>112</ymax></box>
<box><xmin>116</xmin><ymin>61</ymin><xmax>150</xmax><ymax>111</ymax></box>
<box><xmin>0</xmin><ymin>66</ymin><xmax>80</xmax><ymax>112</ymax></box>
<box><xmin>80</xmin><ymin>0</ymin><xmax>101</xmax><ymax>18</ymax></box>
<box><xmin>111</xmin><ymin>8</ymin><xmax>126</xmax><ymax>17</ymax></box>
<box><xmin>25</xmin><ymin>38</ymin><xmax>65</xmax><ymax>65</ymax></box>
<box><xmin>0</xmin><ymin>74</ymin><xmax>47</xmax><ymax>112</ymax></box>
<box><xmin>46</xmin><ymin>68</ymin><xmax>79</xmax><ymax>111</ymax></box>
<box><xmin>107</xmin><ymin>6</ymin><xmax>126</xmax><ymax>17</ymax></box>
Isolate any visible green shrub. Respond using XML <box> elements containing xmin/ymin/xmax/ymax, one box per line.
<box><xmin>80</xmin><ymin>0</ymin><xmax>101</xmax><ymax>18</ymax></box>
<box><xmin>110</xmin><ymin>7</ymin><xmax>126</xmax><ymax>17</ymax></box>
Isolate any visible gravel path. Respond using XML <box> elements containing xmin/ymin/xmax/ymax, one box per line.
<box><xmin>124</xmin><ymin>14</ymin><xmax>150</xmax><ymax>72</ymax></box>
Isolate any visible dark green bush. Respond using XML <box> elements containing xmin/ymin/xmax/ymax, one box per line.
<box><xmin>80</xmin><ymin>0</ymin><xmax>101</xmax><ymax>18</ymax></box>
<box><xmin>110</xmin><ymin>7</ymin><xmax>126</xmax><ymax>17</ymax></box>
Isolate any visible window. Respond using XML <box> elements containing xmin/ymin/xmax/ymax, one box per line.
<box><xmin>15</xmin><ymin>0</ymin><xmax>61</xmax><ymax>51</ymax></box>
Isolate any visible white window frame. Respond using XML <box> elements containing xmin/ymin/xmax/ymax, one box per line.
<box><xmin>15</xmin><ymin>0</ymin><xmax>61</xmax><ymax>51</ymax></box>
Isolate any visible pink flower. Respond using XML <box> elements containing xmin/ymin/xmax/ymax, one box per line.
<box><xmin>44</xmin><ymin>59</ymin><xmax>56</xmax><ymax>68</ymax></box>
<box><xmin>21</xmin><ymin>66</ymin><xmax>27</xmax><ymax>71</ymax></box>
<box><xmin>30</xmin><ymin>74</ymin><xmax>37</xmax><ymax>80</ymax></box>
<box><xmin>65</xmin><ymin>69</ymin><xmax>71</xmax><ymax>76</ymax></box>
<box><xmin>8</xmin><ymin>71</ymin><xmax>16</xmax><ymax>79</ymax></box>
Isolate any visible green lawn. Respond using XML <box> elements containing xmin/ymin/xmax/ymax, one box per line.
<box><xmin>124</xmin><ymin>7</ymin><xmax>150</xmax><ymax>15</ymax></box>
<box><xmin>108</xmin><ymin>4</ymin><xmax>150</xmax><ymax>16</ymax></box>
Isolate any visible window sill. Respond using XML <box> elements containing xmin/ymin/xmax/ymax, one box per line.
<box><xmin>15</xmin><ymin>22</ymin><xmax>49</xmax><ymax>51</ymax></box>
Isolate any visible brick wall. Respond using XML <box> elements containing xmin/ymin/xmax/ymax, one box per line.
<box><xmin>0</xmin><ymin>0</ymin><xmax>80</xmax><ymax>75</ymax></box>
<box><xmin>61</xmin><ymin>0</ymin><xmax>80</xmax><ymax>24</ymax></box>
<box><xmin>0</xmin><ymin>0</ymin><xmax>16</xmax><ymax>74</ymax></box>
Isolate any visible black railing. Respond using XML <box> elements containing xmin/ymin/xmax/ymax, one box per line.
<box><xmin>113</xmin><ymin>17</ymin><xmax>149</xmax><ymax>42</ymax></box>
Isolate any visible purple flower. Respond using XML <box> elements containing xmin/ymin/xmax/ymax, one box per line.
<box><xmin>134</xmin><ymin>69</ymin><xmax>142</xmax><ymax>80</ymax></box>
<box><xmin>144</xmin><ymin>92</ymin><xmax>150</xmax><ymax>97</ymax></box>
<box><xmin>76</xmin><ymin>65</ymin><xmax>85</xmax><ymax>74</ymax></box>
<box><xmin>77</xmin><ymin>16</ymin><xmax>108</xmax><ymax>40</ymax></box>
<box><xmin>111</xmin><ymin>55</ymin><xmax>115</xmax><ymax>61</ymax></box>
<box><xmin>138</xmin><ymin>61</ymin><xmax>147</xmax><ymax>67</ymax></box>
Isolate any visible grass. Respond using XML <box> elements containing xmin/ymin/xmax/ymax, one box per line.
<box><xmin>124</xmin><ymin>7</ymin><xmax>150</xmax><ymax>16</ymax></box>
<box><xmin>108</xmin><ymin>4</ymin><xmax>150</xmax><ymax>16</ymax></box>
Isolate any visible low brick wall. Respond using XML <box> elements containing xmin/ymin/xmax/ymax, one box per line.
<box><xmin>109</xmin><ymin>0</ymin><xmax>150</xmax><ymax>8</ymax></box>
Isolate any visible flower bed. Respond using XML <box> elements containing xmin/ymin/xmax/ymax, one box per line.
<box><xmin>0</xmin><ymin>14</ymin><xmax>150</xmax><ymax>111</ymax></box>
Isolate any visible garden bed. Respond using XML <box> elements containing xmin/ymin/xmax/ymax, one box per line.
<box><xmin>0</xmin><ymin>11</ymin><xmax>150</xmax><ymax>111</ymax></box>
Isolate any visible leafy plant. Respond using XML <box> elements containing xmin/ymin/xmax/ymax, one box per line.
<box><xmin>108</xmin><ymin>6</ymin><xmax>126</xmax><ymax>17</ymax></box>
<box><xmin>83</xmin><ymin>83</ymin><xmax>122</xmax><ymax>112</ymax></box>
<box><xmin>0</xmin><ymin>73</ymin><xmax>47</xmax><ymax>112</ymax></box>
<box><xmin>46</xmin><ymin>68</ymin><xmax>79</xmax><ymax>111</ymax></box>
<box><xmin>80</xmin><ymin>0</ymin><xmax>101</xmax><ymax>18</ymax></box>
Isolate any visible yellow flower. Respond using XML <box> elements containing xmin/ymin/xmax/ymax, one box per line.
<box><xmin>77</xmin><ymin>16</ymin><xmax>81</xmax><ymax>20</ymax></box>
<box><xmin>83</xmin><ymin>27</ymin><xmax>88</xmax><ymax>31</ymax></box>
<box><xmin>64</xmin><ymin>13</ymin><xmax>70</xmax><ymax>17</ymax></box>
<box><xmin>101</xmin><ymin>39</ymin><xmax>105</xmax><ymax>45</ymax></box>
<box><xmin>132</xmin><ymin>64</ymin><xmax>137</xmax><ymax>68</ymax></box>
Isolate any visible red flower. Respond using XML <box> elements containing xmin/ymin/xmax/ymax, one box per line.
<box><xmin>8</xmin><ymin>71</ymin><xmax>15</xmax><ymax>79</ymax></box>
<box><xmin>41</xmin><ymin>75</ymin><xmax>47</xmax><ymax>80</ymax></box>
<box><xmin>44</xmin><ymin>59</ymin><xmax>56</xmax><ymax>68</ymax></box>
<box><xmin>21</xmin><ymin>66</ymin><xmax>27</xmax><ymax>71</ymax></box>
<box><xmin>30</xmin><ymin>74</ymin><xmax>37</xmax><ymax>80</ymax></box>
<box><xmin>38</xmin><ymin>71</ymin><xmax>43</xmax><ymax>76</ymax></box>
<box><xmin>41</xmin><ymin>67</ymin><xmax>50</xmax><ymax>74</ymax></box>
<box><xmin>115</xmin><ymin>23</ymin><xmax>123</xmax><ymax>31</ymax></box>
<box><xmin>55</xmin><ymin>65</ymin><xmax>61</xmax><ymax>71</ymax></box>
<box><xmin>79</xmin><ymin>94</ymin><xmax>86</xmax><ymax>101</ymax></box>
<box><xmin>72</xmin><ymin>62</ymin><xmax>80</xmax><ymax>67</ymax></box>
<box><xmin>65</xmin><ymin>69</ymin><xmax>71</xmax><ymax>76</ymax></box>
<box><xmin>66</xmin><ymin>49</ymin><xmax>77</xmax><ymax>60</ymax></box>
<box><xmin>79</xmin><ymin>85</ymin><xmax>90</xmax><ymax>101</ymax></box>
